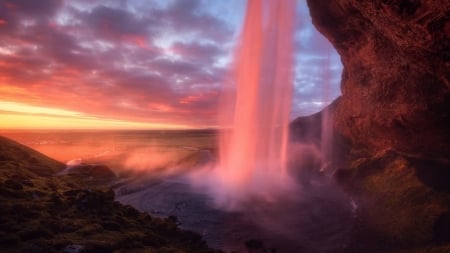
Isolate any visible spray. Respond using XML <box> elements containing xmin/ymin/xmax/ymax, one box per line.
<box><xmin>199</xmin><ymin>0</ymin><xmax>297</xmax><ymax>209</ymax></box>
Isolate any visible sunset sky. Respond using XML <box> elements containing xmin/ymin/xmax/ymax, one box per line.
<box><xmin>0</xmin><ymin>0</ymin><xmax>342</xmax><ymax>129</ymax></box>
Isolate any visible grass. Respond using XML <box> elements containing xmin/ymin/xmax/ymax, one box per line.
<box><xmin>0</xmin><ymin>136</ymin><xmax>218</xmax><ymax>253</ymax></box>
<box><xmin>337</xmin><ymin>148</ymin><xmax>450</xmax><ymax>252</ymax></box>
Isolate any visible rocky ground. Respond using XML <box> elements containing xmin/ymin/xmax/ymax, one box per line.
<box><xmin>0</xmin><ymin>136</ymin><xmax>216</xmax><ymax>253</ymax></box>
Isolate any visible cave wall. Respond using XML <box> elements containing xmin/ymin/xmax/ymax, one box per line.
<box><xmin>306</xmin><ymin>0</ymin><xmax>450</xmax><ymax>161</ymax></box>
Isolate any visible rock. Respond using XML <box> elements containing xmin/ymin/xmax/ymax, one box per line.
<box><xmin>290</xmin><ymin>98</ymin><xmax>350</xmax><ymax>169</ymax></box>
<box><xmin>70</xmin><ymin>164</ymin><xmax>116</xmax><ymax>179</ymax></box>
<box><xmin>306</xmin><ymin>0</ymin><xmax>450</xmax><ymax>161</ymax></box>
<box><xmin>63</xmin><ymin>244</ymin><xmax>85</xmax><ymax>253</ymax></box>
<box><xmin>90</xmin><ymin>165</ymin><xmax>116</xmax><ymax>178</ymax></box>
<box><xmin>18</xmin><ymin>227</ymin><xmax>52</xmax><ymax>240</ymax></box>
<box><xmin>0</xmin><ymin>233</ymin><xmax>19</xmax><ymax>246</ymax></box>
<box><xmin>0</xmin><ymin>153</ymin><xmax>11</xmax><ymax>161</ymax></box>
<box><xmin>63</xmin><ymin>189</ymin><xmax>83</xmax><ymax>197</ymax></box>
<box><xmin>434</xmin><ymin>211</ymin><xmax>450</xmax><ymax>244</ymax></box>
<box><xmin>10</xmin><ymin>174</ymin><xmax>34</xmax><ymax>187</ymax></box>
<box><xmin>4</xmin><ymin>179</ymin><xmax>23</xmax><ymax>190</ymax></box>
<box><xmin>72</xmin><ymin>189</ymin><xmax>115</xmax><ymax>213</ymax></box>
<box><xmin>303</xmin><ymin>1</ymin><xmax>450</xmax><ymax>252</ymax></box>
<box><xmin>101</xmin><ymin>221</ymin><xmax>121</xmax><ymax>231</ymax></box>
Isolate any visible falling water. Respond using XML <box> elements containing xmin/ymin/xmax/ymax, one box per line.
<box><xmin>320</xmin><ymin>49</ymin><xmax>333</xmax><ymax>172</ymax></box>
<box><xmin>212</xmin><ymin>0</ymin><xmax>297</xmax><ymax>208</ymax></box>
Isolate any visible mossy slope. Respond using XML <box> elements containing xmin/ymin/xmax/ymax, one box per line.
<box><xmin>0</xmin><ymin>136</ymin><xmax>215</xmax><ymax>253</ymax></box>
<box><xmin>337</xmin><ymin>149</ymin><xmax>450</xmax><ymax>253</ymax></box>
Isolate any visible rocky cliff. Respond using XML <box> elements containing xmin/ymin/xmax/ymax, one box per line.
<box><xmin>302</xmin><ymin>1</ymin><xmax>450</xmax><ymax>252</ymax></box>
<box><xmin>306</xmin><ymin>0</ymin><xmax>449</xmax><ymax>161</ymax></box>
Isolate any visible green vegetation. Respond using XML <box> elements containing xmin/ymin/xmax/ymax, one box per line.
<box><xmin>0</xmin><ymin>136</ymin><xmax>217</xmax><ymax>253</ymax></box>
<box><xmin>337</xmin><ymin>149</ymin><xmax>450</xmax><ymax>252</ymax></box>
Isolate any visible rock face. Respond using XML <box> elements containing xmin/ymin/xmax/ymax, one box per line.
<box><xmin>300</xmin><ymin>2</ymin><xmax>450</xmax><ymax>252</ymax></box>
<box><xmin>306</xmin><ymin>0</ymin><xmax>450</xmax><ymax>161</ymax></box>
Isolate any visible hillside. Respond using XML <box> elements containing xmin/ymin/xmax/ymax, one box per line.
<box><xmin>0</xmin><ymin>136</ymin><xmax>215</xmax><ymax>253</ymax></box>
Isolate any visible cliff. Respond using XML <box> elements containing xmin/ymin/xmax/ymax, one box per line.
<box><xmin>307</xmin><ymin>0</ymin><xmax>449</xmax><ymax>161</ymax></box>
<box><xmin>301</xmin><ymin>1</ymin><xmax>450</xmax><ymax>252</ymax></box>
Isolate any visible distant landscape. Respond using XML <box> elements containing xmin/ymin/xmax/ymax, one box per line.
<box><xmin>0</xmin><ymin>129</ymin><xmax>218</xmax><ymax>173</ymax></box>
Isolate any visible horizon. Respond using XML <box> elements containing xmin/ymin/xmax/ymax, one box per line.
<box><xmin>0</xmin><ymin>127</ymin><xmax>217</xmax><ymax>132</ymax></box>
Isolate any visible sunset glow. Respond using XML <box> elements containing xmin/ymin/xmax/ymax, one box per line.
<box><xmin>0</xmin><ymin>101</ymin><xmax>84</xmax><ymax>117</ymax></box>
<box><xmin>0</xmin><ymin>113</ymin><xmax>190</xmax><ymax>130</ymax></box>
<box><xmin>0</xmin><ymin>0</ymin><xmax>341</xmax><ymax>130</ymax></box>
<box><xmin>0</xmin><ymin>101</ymin><xmax>190</xmax><ymax>129</ymax></box>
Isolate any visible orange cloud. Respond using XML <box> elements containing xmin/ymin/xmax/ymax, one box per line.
<box><xmin>147</xmin><ymin>103</ymin><xmax>174</xmax><ymax>112</ymax></box>
<box><xmin>179</xmin><ymin>91</ymin><xmax>218</xmax><ymax>105</ymax></box>
<box><xmin>0</xmin><ymin>0</ymin><xmax>236</xmax><ymax>130</ymax></box>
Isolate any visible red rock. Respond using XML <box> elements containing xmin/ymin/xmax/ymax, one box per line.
<box><xmin>306</xmin><ymin>0</ymin><xmax>450</xmax><ymax>161</ymax></box>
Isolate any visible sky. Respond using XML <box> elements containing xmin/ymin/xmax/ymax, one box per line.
<box><xmin>0</xmin><ymin>0</ymin><xmax>342</xmax><ymax>130</ymax></box>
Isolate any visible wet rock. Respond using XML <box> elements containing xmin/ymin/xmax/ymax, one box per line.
<box><xmin>63</xmin><ymin>244</ymin><xmax>85</xmax><ymax>253</ymax></box>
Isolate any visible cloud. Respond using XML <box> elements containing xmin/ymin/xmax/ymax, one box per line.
<box><xmin>154</xmin><ymin>0</ymin><xmax>233</xmax><ymax>42</ymax></box>
<box><xmin>0</xmin><ymin>0</ymin><xmax>342</xmax><ymax>129</ymax></box>
<box><xmin>291</xmin><ymin>1</ymin><xmax>342</xmax><ymax>117</ymax></box>
<box><xmin>170</xmin><ymin>41</ymin><xmax>224</xmax><ymax>64</ymax></box>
